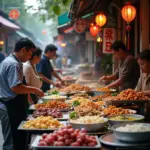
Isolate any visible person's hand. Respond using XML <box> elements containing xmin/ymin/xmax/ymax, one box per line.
<box><xmin>53</xmin><ymin>82</ymin><xmax>62</xmax><ymax>88</ymax></box>
<box><xmin>33</xmin><ymin>88</ymin><xmax>44</xmax><ymax>97</ymax></box>
<box><xmin>98</xmin><ymin>76</ymin><xmax>107</xmax><ymax>83</ymax></box>
<box><xmin>60</xmin><ymin>79</ymin><xmax>65</xmax><ymax>85</ymax></box>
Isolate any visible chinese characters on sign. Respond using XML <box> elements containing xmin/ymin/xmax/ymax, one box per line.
<box><xmin>103</xmin><ymin>28</ymin><xmax>116</xmax><ymax>54</ymax></box>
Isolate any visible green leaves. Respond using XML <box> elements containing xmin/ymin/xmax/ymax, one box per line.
<box><xmin>53</xmin><ymin>5</ymin><xmax>60</xmax><ymax>16</ymax></box>
<box><xmin>62</xmin><ymin>0</ymin><xmax>71</xmax><ymax>6</ymax></box>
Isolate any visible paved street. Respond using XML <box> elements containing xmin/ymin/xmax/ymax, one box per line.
<box><xmin>0</xmin><ymin>123</ymin><xmax>3</xmax><ymax>150</ymax></box>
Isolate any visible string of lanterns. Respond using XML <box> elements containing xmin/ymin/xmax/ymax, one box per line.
<box><xmin>89</xmin><ymin>3</ymin><xmax>136</xmax><ymax>50</ymax></box>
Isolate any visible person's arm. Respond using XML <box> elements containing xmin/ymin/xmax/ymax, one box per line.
<box><xmin>142</xmin><ymin>90</ymin><xmax>150</xmax><ymax>96</ymax></box>
<box><xmin>52</xmin><ymin>70</ymin><xmax>63</xmax><ymax>82</ymax></box>
<box><xmin>107</xmin><ymin>78</ymin><xmax>123</xmax><ymax>88</ymax></box>
<box><xmin>38</xmin><ymin>73</ymin><xmax>57</xmax><ymax>86</ymax></box>
<box><xmin>11</xmin><ymin>84</ymin><xmax>44</xmax><ymax>97</ymax></box>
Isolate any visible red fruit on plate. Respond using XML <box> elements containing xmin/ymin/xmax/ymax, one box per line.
<box><xmin>70</xmin><ymin>133</ymin><xmax>76</xmax><ymax>140</ymax></box>
<box><xmin>71</xmin><ymin>142</ymin><xmax>80</xmax><ymax>146</ymax></box>
<box><xmin>88</xmin><ymin>142</ymin><xmax>97</xmax><ymax>146</ymax></box>
<box><xmin>63</xmin><ymin>134</ymin><xmax>70</xmax><ymax>139</ymax></box>
<box><xmin>57</xmin><ymin>141</ymin><xmax>65</xmax><ymax>146</ymax></box>
<box><xmin>80</xmin><ymin>128</ymin><xmax>87</xmax><ymax>133</ymax></box>
<box><xmin>65</xmin><ymin>139</ymin><xmax>73</xmax><ymax>145</ymax></box>
<box><xmin>58</xmin><ymin>137</ymin><xmax>65</xmax><ymax>142</ymax></box>
<box><xmin>38</xmin><ymin>141</ymin><xmax>47</xmax><ymax>146</ymax></box>
<box><xmin>54</xmin><ymin>141</ymin><xmax>59</xmax><ymax>146</ymax></box>
<box><xmin>76</xmin><ymin>138</ymin><xmax>83</xmax><ymax>144</ymax></box>
<box><xmin>42</xmin><ymin>133</ymin><xmax>48</xmax><ymax>139</ymax></box>
<box><xmin>68</xmin><ymin>128</ymin><xmax>74</xmax><ymax>133</ymax></box>
<box><xmin>44</xmin><ymin>137</ymin><xmax>54</xmax><ymax>145</ymax></box>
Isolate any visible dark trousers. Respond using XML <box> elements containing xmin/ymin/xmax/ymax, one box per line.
<box><xmin>0</xmin><ymin>108</ymin><xmax>14</xmax><ymax>150</ymax></box>
<box><xmin>4</xmin><ymin>94</ymin><xmax>28</xmax><ymax>150</ymax></box>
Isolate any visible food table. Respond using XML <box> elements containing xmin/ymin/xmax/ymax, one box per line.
<box><xmin>18</xmin><ymin>84</ymin><xmax>150</xmax><ymax>150</ymax></box>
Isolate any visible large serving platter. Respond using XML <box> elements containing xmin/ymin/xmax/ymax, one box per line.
<box><xmin>31</xmin><ymin>136</ymin><xmax>101</xmax><ymax>150</ymax></box>
<box><xmin>27</xmin><ymin>113</ymin><xmax>69</xmax><ymax>121</ymax></box>
<box><xmin>100</xmin><ymin>133</ymin><xmax>150</xmax><ymax>148</ymax></box>
<box><xmin>18</xmin><ymin>121</ymin><xmax>67</xmax><ymax>132</ymax></box>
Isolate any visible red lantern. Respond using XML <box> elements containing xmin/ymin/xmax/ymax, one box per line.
<box><xmin>95</xmin><ymin>13</ymin><xmax>107</xmax><ymax>27</ymax></box>
<box><xmin>9</xmin><ymin>9</ymin><xmax>20</xmax><ymax>20</ymax></box>
<box><xmin>121</xmin><ymin>4</ymin><xmax>136</xmax><ymax>50</ymax></box>
<box><xmin>90</xmin><ymin>25</ymin><xmax>99</xmax><ymax>37</ymax></box>
<box><xmin>121</xmin><ymin>4</ymin><xmax>136</xmax><ymax>23</ymax></box>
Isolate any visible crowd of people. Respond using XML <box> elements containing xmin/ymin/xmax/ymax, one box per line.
<box><xmin>0</xmin><ymin>38</ymin><xmax>150</xmax><ymax>150</ymax></box>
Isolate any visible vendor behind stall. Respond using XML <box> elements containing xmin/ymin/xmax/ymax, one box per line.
<box><xmin>135</xmin><ymin>50</ymin><xmax>150</xmax><ymax>95</ymax></box>
<box><xmin>99</xmin><ymin>40</ymin><xmax>140</xmax><ymax>91</ymax></box>
<box><xmin>135</xmin><ymin>50</ymin><xmax>150</xmax><ymax>121</ymax></box>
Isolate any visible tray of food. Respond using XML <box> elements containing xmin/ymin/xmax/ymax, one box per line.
<box><xmin>42</xmin><ymin>95</ymin><xmax>67</xmax><ymax>101</ymax></box>
<box><xmin>103</xmin><ymin>106</ymin><xmax>137</xmax><ymax>117</ymax></box>
<box><xmin>69</xmin><ymin>116</ymin><xmax>108</xmax><ymax>132</ymax></box>
<box><xmin>27</xmin><ymin>109</ymin><xmax>69</xmax><ymax>121</ymax></box>
<box><xmin>60</xmin><ymin>84</ymin><xmax>91</xmax><ymax>95</ymax></box>
<box><xmin>107</xmin><ymin>114</ymin><xmax>145</xmax><ymax>126</ymax></box>
<box><xmin>31</xmin><ymin>125</ymin><xmax>101</xmax><ymax>149</ymax></box>
<box><xmin>34</xmin><ymin>100</ymin><xmax>72</xmax><ymax>112</ymax></box>
<box><xmin>18</xmin><ymin>116</ymin><xmax>66</xmax><ymax>132</ymax></box>
<box><xmin>69</xmin><ymin>101</ymin><xmax>104</xmax><ymax>118</ymax></box>
<box><xmin>103</xmin><ymin>89</ymin><xmax>149</xmax><ymax>103</ymax></box>
<box><xmin>112</xmin><ymin>123</ymin><xmax>150</xmax><ymax>142</ymax></box>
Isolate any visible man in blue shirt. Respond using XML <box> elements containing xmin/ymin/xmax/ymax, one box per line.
<box><xmin>37</xmin><ymin>44</ymin><xmax>63</xmax><ymax>92</ymax></box>
<box><xmin>0</xmin><ymin>38</ymin><xmax>44</xmax><ymax>150</ymax></box>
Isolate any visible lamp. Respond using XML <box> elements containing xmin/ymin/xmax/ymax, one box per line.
<box><xmin>121</xmin><ymin>4</ymin><xmax>136</xmax><ymax>50</ymax></box>
<box><xmin>90</xmin><ymin>24</ymin><xmax>99</xmax><ymax>37</ymax></box>
<box><xmin>95</xmin><ymin>13</ymin><xmax>107</xmax><ymax>27</ymax></box>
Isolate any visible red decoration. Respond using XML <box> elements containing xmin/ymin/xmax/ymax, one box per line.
<box><xmin>121</xmin><ymin>4</ymin><xmax>136</xmax><ymax>23</ymax></box>
<box><xmin>95</xmin><ymin>13</ymin><xmax>107</xmax><ymax>27</ymax></box>
<box><xmin>74</xmin><ymin>19</ymin><xmax>86</xmax><ymax>33</ymax></box>
<box><xmin>121</xmin><ymin>4</ymin><xmax>136</xmax><ymax>50</ymax></box>
<box><xmin>90</xmin><ymin>25</ymin><xmax>99</xmax><ymax>37</ymax></box>
<box><xmin>9</xmin><ymin>9</ymin><xmax>20</xmax><ymax>20</ymax></box>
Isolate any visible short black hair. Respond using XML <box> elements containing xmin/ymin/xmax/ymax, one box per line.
<box><xmin>14</xmin><ymin>38</ymin><xmax>36</xmax><ymax>52</ymax></box>
<box><xmin>111</xmin><ymin>40</ymin><xmax>127</xmax><ymax>52</ymax></box>
<box><xmin>30</xmin><ymin>47</ymin><xmax>42</xmax><ymax>60</ymax></box>
<box><xmin>44</xmin><ymin>44</ymin><xmax>58</xmax><ymax>54</ymax></box>
<box><xmin>138</xmin><ymin>50</ymin><xmax>150</xmax><ymax>61</ymax></box>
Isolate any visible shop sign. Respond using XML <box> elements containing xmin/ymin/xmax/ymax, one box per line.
<box><xmin>74</xmin><ymin>19</ymin><xmax>86</xmax><ymax>33</ymax></box>
<box><xmin>103</xmin><ymin>28</ymin><xmax>116</xmax><ymax>54</ymax></box>
<box><xmin>9</xmin><ymin>9</ymin><xmax>20</xmax><ymax>20</ymax></box>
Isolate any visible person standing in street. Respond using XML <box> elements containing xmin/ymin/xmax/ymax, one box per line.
<box><xmin>0</xmin><ymin>38</ymin><xmax>44</xmax><ymax>150</ymax></box>
<box><xmin>37</xmin><ymin>44</ymin><xmax>64</xmax><ymax>92</ymax></box>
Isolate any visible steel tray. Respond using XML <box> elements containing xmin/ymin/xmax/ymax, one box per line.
<box><xmin>18</xmin><ymin>121</ymin><xmax>67</xmax><ymax>132</ymax></box>
<box><xmin>100</xmin><ymin>133</ymin><xmax>150</xmax><ymax>148</ymax></box>
<box><xmin>31</xmin><ymin>136</ymin><xmax>101</xmax><ymax>150</ymax></box>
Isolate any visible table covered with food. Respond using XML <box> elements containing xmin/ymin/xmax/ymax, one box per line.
<box><xmin>18</xmin><ymin>82</ymin><xmax>150</xmax><ymax>150</ymax></box>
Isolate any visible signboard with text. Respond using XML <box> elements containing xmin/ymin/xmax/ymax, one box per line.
<box><xmin>103</xmin><ymin>28</ymin><xmax>116</xmax><ymax>54</ymax></box>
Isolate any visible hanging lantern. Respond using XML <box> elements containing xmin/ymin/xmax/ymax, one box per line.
<box><xmin>121</xmin><ymin>4</ymin><xmax>136</xmax><ymax>23</ymax></box>
<box><xmin>95</xmin><ymin>13</ymin><xmax>107</xmax><ymax>27</ymax></box>
<box><xmin>121</xmin><ymin>4</ymin><xmax>136</xmax><ymax>50</ymax></box>
<box><xmin>90</xmin><ymin>25</ymin><xmax>99</xmax><ymax>37</ymax></box>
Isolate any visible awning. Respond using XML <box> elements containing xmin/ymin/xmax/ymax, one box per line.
<box><xmin>16</xmin><ymin>31</ymin><xmax>32</xmax><ymax>40</ymax></box>
<box><xmin>0</xmin><ymin>16</ymin><xmax>20</xmax><ymax>29</ymax></box>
